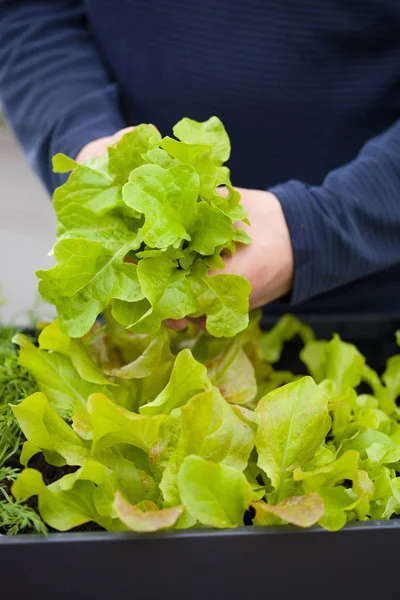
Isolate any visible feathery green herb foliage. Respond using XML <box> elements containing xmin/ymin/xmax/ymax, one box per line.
<box><xmin>0</xmin><ymin>328</ymin><xmax>46</xmax><ymax>535</ymax></box>
<box><xmin>0</xmin><ymin>466</ymin><xmax>47</xmax><ymax>535</ymax></box>
<box><xmin>0</xmin><ymin>332</ymin><xmax>38</xmax><ymax>465</ymax></box>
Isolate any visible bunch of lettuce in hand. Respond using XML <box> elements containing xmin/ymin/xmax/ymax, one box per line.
<box><xmin>39</xmin><ymin>117</ymin><xmax>251</xmax><ymax>339</ymax></box>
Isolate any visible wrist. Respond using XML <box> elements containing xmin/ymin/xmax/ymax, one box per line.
<box><xmin>269</xmin><ymin>181</ymin><xmax>315</xmax><ymax>305</ymax></box>
<box><xmin>267</xmin><ymin>192</ymin><xmax>294</xmax><ymax>299</ymax></box>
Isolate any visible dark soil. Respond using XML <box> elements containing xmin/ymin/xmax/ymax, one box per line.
<box><xmin>1</xmin><ymin>453</ymin><xmax>104</xmax><ymax>534</ymax></box>
<box><xmin>28</xmin><ymin>455</ymin><xmax>105</xmax><ymax>533</ymax></box>
<box><xmin>28</xmin><ymin>453</ymin><xmax>77</xmax><ymax>484</ymax></box>
<box><xmin>243</xmin><ymin>506</ymin><xmax>256</xmax><ymax>526</ymax></box>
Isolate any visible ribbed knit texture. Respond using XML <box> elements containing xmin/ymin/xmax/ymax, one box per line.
<box><xmin>0</xmin><ymin>0</ymin><xmax>399</xmax><ymax>314</ymax></box>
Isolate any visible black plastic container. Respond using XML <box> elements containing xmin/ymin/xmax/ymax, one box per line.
<box><xmin>2</xmin><ymin>315</ymin><xmax>400</xmax><ymax>600</ymax></box>
<box><xmin>2</xmin><ymin>521</ymin><xmax>400</xmax><ymax>600</ymax></box>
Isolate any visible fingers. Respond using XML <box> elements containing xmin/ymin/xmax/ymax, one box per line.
<box><xmin>76</xmin><ymin>124</ymin><xmax>157</xmax><ymax>163</ymax></box>
<box><xmin>189</xmin><ymin>316</ymin><xmax>206</xmax><ymax>329</ymax></box>
<box><xmin>164</xmin><ymin>316</ymin><xmax>206</xmax><ymax>331</ymax></box>
<box><xmin>209</xmin><ymin>245</ymin><xmax>248</xmax><ymax>278</ymax></box>
<box><xmin>110</xmin><ymin>124</ymin><xmax>157</xmax><ymax>144</ymax></box>
<box><xmin>109</xmin><ymin>126</ymin><xmax>135</xmax><ymax>144</ymax></box>
<box><xmin>165</xmin><ymin>318</ymin><xmax>189</xmax><ymax>331</ymax></box>
<box><xmin>215</xmin><ymin>185</ymin><xmax>229</xmax><ymax>199</ymax></box>
<box><xmin>75</xmin><ymin>137</ymin><xmax>111</xmax><ymax>163</ymax></box>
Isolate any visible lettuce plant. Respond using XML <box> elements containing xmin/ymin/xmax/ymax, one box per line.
<box><xmin>10</xmin><ymin>314</ymin><xmax>400</xmax><ymax>533</ymax></box>
<box><xmin>38</xmin><ymin>117</ymin><xmax>251</xmax><ymax>339</ymax></box>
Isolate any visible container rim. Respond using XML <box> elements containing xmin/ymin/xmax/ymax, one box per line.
<box><xmin>1</xmin><ymin>519</ymin><xmax>400</xmax><ymax>545</ymax></box>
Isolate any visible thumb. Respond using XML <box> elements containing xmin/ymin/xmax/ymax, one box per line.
<box><xmin>110</xmin><ymin>123</ymin><xmax>158</xmax><ymax>145</ymax></box>
<box><xmin>109</xmin><ymin>126</ymin><xmax>135</xmax><ymax>144</ymax></box>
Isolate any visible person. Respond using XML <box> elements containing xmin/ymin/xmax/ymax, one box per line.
<box><xmin>0</xmin><ymin>0</ymin><xmax>399</xmax><ymax>319</ymax></box>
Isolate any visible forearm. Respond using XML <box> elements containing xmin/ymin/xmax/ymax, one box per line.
<box><xmin>271</xmin><ymin>121</ymin><xmax>400</xmax><ymax>304</ymax></box>
<box><xmin>0</xmin><ymin>0</ymin><xmax>126</xmax><ymax>192</ymax></box>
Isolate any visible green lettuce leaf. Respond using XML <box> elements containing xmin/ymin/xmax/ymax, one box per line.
<box><xmin>189</xmin><ymin>261</ymin><xmax>250</xmax><ymax>338</ymax></box>
<box><xmin>361</xmin><ymin>366</ymin><xmax>398</xmax><ymax>417</ymax></box>
<box><xmin>55</xmin><ymin>202</ymin><xmax>142</xmax><ymax>250</ymax></box>
<box><xmin>294</xmin><ymin>450</ymin><xmax>359</xmax><ymax>492</ymax></box>
<box><xmin>382</xmin><ymin>355</ymin><xmax>400</xmax><ymax>404</ymax></box>
<box><xmin>232</xmin><ymin>227</ymin><xmax>252</xmax><ymax>245</ymax></box>
<box><xmin>113</xmin><ymin>493</ymin><xmax>183</xmax><ymax>532</ymax></box>
<box><xmin>95</xmin><ymin>445</ymin><xmax>159</xmax><ymax>506</ymax></box>
<box><xmin>108</xmin><ymin>124</ymin><xmax>161</xmax><ymax>184</ymax></box>
<box><xmin>317</xmin><ymin>486</ymin><xmax>359</xmax><ymax>531</ymax></box>
<box><xmin>252</xmin><ymin>493</ymin><xmax>324</xmax><ymax>528</ymax></box>
<box><xmin>53</xmin><ymin>164</ymin><xmax>122</xmax><ymax>215</ymax></box>
<box><xmin>12</xmin><ymin>392</ymin><xmax>90</xmax><ymax>466</ymax></box>
<box><xmin>105</xmin><ymin>326</ymin><xmax>171</xmax><ymax>379</ymax></box>
<box><xmin>259</xmin><ymin>315</ymin><xmax>314</xmax><ymax>364</ymax></box>
<box><xmin>255</xmin><ymin>377</ymin><xmax>331</xmax><ymax>502</ymax></box>
<box><xmin>135</xmin><ymin>257</ymin><xmax>196</xmax><ymax>330</ymax></box>
<box><xmin>38</xmin><ymin>319</ymin><xmax>113</xmax><ymax>385</ymax></box>
<box><xmin>370</xmin><ymin>469</ymin><xmax>400</xmax><ymax>519</ymax></box>
<box><xmin>13</xmin><ymin>333</ymin><xmax>117</xmax><ymax>416</ymax></box>
<box><xmin>123</xmin><ymin>163</ymin><xmax>199</xmax><ymax>248</ymax></box>
<box><xmin>206</xmin><ymin>339</ymin><xmax>257</xmax><ymax>405</ymax></box>
<box><xmin>144</xmin><ymin>147</ymin><xmax>178</xmax><ymax>169</ymax></box>
<box><xmin>178</xmin><ymin>456</ymin><xmax>255</xmax><ymax>528</ymax></box>
<box><xmin>188</xmin><ymin>201</ymin><xmax>233</xmax><ymax>256</ymax></box>
<box><xmin>52</xmin><ymin>153</ymin><xmax>78</xmax><ymax>173</ymax></box>
<box><xmin>300</xmin><ymin>341</ymin><xmax>328</xmax><ymax>383</ymax></box>
<box><xmin>173</xmin><ymin>116</ymin><xmax>231</xmax><ymax>164</ymax></box>
<box><xmin>140</xmin><ymin>349</ymin><xmax>211</xmax><ymax>415</ymax></box>
<box><xmin>12</xmin><ymin>463</ymin><xmax>123</xmax><ymax>531</ymax></box>
<box><xmin>88</xmin><ymin>393</ymin><xmax>166</xmax><ymax>456</ymax></box>
<box><xmin>149</xmin><ymin>410</ymin><xmax>183</xmax><ymax>484</ymax></box>
<box><xmin>301</xmin><ymin>335</ymin><xmax>365</xmax><ymax>392</ymax></box>
<box><xmin>158</xmin><ymin>127</ymin><xmax>231</xmax><ymax>205</ymax></box>
<box><xmin>325</xmin><ymin>335</ymin><xmax>365</xmax><ymax>393</ymax></box>
<box><xmin>112</xmin><ymin>258</ymin><xmax>197</xmax><ymax>335</ymax></box>
<box><xmin>353</xmin><ymin>469</ymin><xmax>374</xmax><ymax>520</ymax></box>
<box><xmin>38</xmin><ymin>236</ymin><xmax>143</xmax><ymax>338</ymax></box>
<box><xmin>160</xmin><ymin>389</ymin><xmax>256</xmax><ymax>506</ymax></box>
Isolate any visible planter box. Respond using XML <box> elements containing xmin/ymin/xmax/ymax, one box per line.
<box><xmin>2</xmin><ymin>521</ymin><xmax>400</xmax><ymax>600</ymax></box>
<box><xmin>1</xmin><ymin>315</ymin><xmax>400</xmax><ymax>600</ymax></box>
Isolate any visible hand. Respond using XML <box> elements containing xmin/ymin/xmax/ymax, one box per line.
<box><xmin>75</xmin><ymin>127</ymin><xmax>135</xmax><ymax>163</ymax></box>
<box><xmin>214</xmin><ymin>188</ymin><xmax>294</xmax><ymax>308</ymax></box>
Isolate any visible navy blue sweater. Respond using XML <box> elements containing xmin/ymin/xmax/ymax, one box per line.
<box><xmin>1</xmin><ymin>0</ymin><xmax>400</xmax><ymax>315</ymax></box>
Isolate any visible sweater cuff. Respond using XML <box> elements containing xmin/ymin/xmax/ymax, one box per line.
<box><xmin>47</xmin><ymin>83</ymin><xmax>126</xmax><ymax>192</ymax></box>
<box><xmin>269</xmin><ymin>180</ymin><xmax>318</xmax><ymax>306</ymax></box>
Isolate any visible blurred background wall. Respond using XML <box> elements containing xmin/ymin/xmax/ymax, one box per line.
<box><xmin>0</xmin><ymin>113</ymin><xmax>56</xmax><ymax>325</ymax></box>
